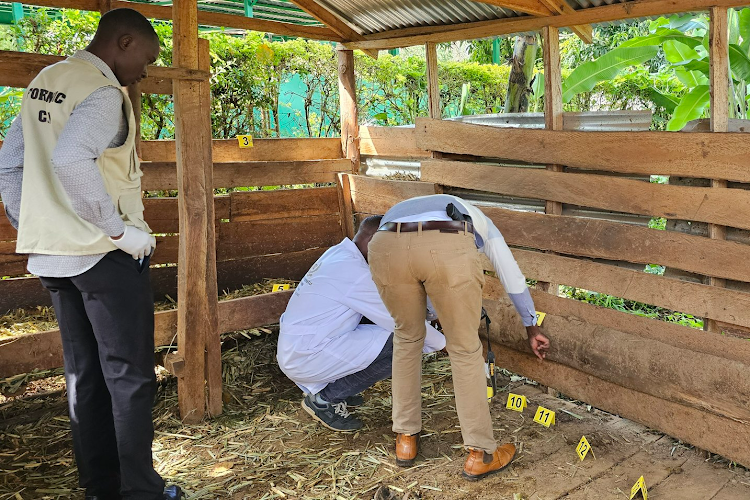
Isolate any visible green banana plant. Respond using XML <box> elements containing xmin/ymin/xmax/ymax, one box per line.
<box><xmin>561</xmin><ymin>9</ymin><xmax>750</xmax><ymax>131</ymax></box>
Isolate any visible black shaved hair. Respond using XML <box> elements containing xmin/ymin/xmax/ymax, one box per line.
<box><xmin>357</xmin><ymin>215</ymin><xmax>383</xmax><ymax>236</ymax></box>
<box><xmin>94</xmin><ymin>8</ymin><xmax>158</xmax><ymax>43</ymax></box>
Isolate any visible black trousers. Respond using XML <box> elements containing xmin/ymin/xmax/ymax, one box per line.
<box><xmin>319</xmin><ymin>334</ymin><xmax>394</xmax><ymax>403</ymax></box>
<box><xmin>40</xmin><ymin>250</ymin><xmax>164</xmax><ymax>499</ymax></box>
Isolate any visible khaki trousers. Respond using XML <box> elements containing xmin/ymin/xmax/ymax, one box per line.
<box><xmin>369</xmin><ymin>225</ymin><xmax>496</xmax><ymax>453</ymax></box>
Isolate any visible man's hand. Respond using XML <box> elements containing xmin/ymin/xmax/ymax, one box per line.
<box><xmin>109</xmin><ymin>225</ymin><xmax>156</xmax><ymax>260</ymax></box>
<box><xmin>526</xmin><ymin>325</ymin><xmax>550</xmax><ymax>361</ymax></box>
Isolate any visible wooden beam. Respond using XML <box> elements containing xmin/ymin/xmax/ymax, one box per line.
<box><xmin>482</xmin><ymin>288</ymin><xmax>750</xmax><ymax>423</ymax></box>
<box><xmin>139</xmin><ymin>137</ymin><xmax>344</xmax><ymax>163</ymax></box>
<box><xmin>14</xmin><ymin>0</ymin><xmax>99</xmax><ymax>10</ymax></box>
<box><xmin>346</xmin><ymin>174</ymin><xmax>437</xmax><ymax>215</ymax></box>
<box><xmin>287</xmin><ymin>0</ymin><xmax>378</xmax><ymax>57</ymax></box>
<box><xmin>0</xmin><ymin>50</ymin><xmax>206</xmax><ymax>95</ymax></box>
<box><xmin>0</xmin><ymin>291</ymin><xmax>294</xmax><ymax>379</ymax></box>
<box><xmin>425</xmin><ymin>42</ymin><xmax>441</xmax><ymax>120</ymax></box>
<box><xmin>230</xmin><ymin>187</ymin><xmax>339</xmax><ymax>222</ymax></box>
<box><xmin>483</xmin><ymin>331</ymin><xmax>750</xmax><ymax>467</ymax></box>
<box><xmin>110</xmin><ymin>0</ymin><xmax>342</xmax><ymax>41</ymax></box>
<box><xmin>0</xmin><ymin>247</ymin><xmax>323</xmax><ymax>313</ymax></box>
<box><xmin>337</xmin><ymin>49</ymin><xmax>359</xmax><ymax>173</ymax></box>
<box><xmin>538</xmin><ymin>0</ymin><xmax>593</xmax><ymax>43</ymax></box>
<box><xmin>476</xmin><ymin>0</ymin><xmax>593</xmax><ymax>43</ymax></box>
<box><xmin>482</xmin><ymin>205</ymin><xmax>750</xmax><ymax>283</ymax></box>
<box><xmin>473</xmin><ymin>0</ymin><xmax>550</xmax><ymax>16</ymax></box>
<box><xmin>509</xmin><ymin>249</ymin><xmax>750</xmax><ymax>330</ymax></box>
<box><xmin>216</xmin><ymin>216</ymin><xmax>342</xmax><ymax>261</ymax></box>
<box><xmin>420</xmin><ymin>160</ymin><xmax>750</xmax><ymax>231</ymax></box>
<box><xmin>707</xmin><ymin>7</ymin><xmax>730</xmax><ymax>333</ymax></box>
<box><xmin>141</xmin><ymin>159</ymin><xmax>350</xmax><ymax>191</ymax></box>
<box><xmin>415</xmin><ymin>118</ymin><xmax>750</xmax><ymax>183</ymax></box>
<box><xmin>358</xmin><ymin>126</ymin><xmax>430</xmax><ymax>158</ymax></box>
<box><xmin>345</xmin><ymin>0</ymin><xmax>750</xmax><ymax>50</ymax></box>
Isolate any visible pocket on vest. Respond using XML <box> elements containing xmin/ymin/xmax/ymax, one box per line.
<box><xmin>118</xmin><ymin>189</ymin><xmax>145</xmax><ymax>216</ymax></box>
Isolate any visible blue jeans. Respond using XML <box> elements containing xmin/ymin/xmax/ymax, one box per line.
<box><xmin>319</xmin><ymin>334</ymin><xmax>394</xmax><ymax>403</ymax></box>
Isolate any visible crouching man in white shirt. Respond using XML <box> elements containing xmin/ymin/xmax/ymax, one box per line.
<box><xmin>277</xmin><ymin>215</ymin><xmax>446</xmax><ymax>432</ymax></box>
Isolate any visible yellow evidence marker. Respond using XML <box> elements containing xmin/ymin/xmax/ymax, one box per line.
<box><xmin>237</xmin><ymin>135</ymin><xmax>254</xmax><ymax>148</ymax></box>
<box><xmin>534</xmin><ymin>311</ymin><xmax>547</xmax><ymax>326</ymax></box>
<box><xmin>630</xmin><ymin>476</ymin><xmax>648</xmax><ymax>500</ymax></box>
<box><xmin>272</xmin><ymin>284</ymin><xmax>290</xmax><ymax>292</ymax></box>
<box><xmin>506</xmin><ymin>393</ymin><xmax>527</xmax><ymax>412</ymax></box>
<box><xmin>576</xmin><ymin>436</ymin><xmax>591</xmax><ymax>461</ymax></box>
<box><xmin>533</xmin><ymin>406</ymin><xmax>555</xmax><ymax>427</ymax></box>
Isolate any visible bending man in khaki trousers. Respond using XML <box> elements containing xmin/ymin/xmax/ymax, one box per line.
<box><xmin>368</xmin><ymin>194</ymin><xmax>550</xmax><ymax>481</ymax></box>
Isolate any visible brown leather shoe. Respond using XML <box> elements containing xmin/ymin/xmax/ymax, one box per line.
<box><xmin>395</xmin><ymin>433</ymin><xmax>419</xmax><ymax>467</ymax></box>
<box><xmin>462</xmin><ymin>443</ymin><xmax>516</xmax><ymax>481</ymax></box>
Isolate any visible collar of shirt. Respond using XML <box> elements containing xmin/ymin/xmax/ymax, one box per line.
<box><xmin>72</xmin><ymin>50</ymin><xmax>122</xmax><ymax>87</ymax></box>
<box><xmin>340</xmin><ymin>237</ymin><xmax>367</xmax><ymax>266</ymax></box>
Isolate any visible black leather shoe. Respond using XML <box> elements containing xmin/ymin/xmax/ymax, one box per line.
<box><xmin>164</xmin><ymin>485</ymin><xmax>183</xmax><ymax>499</ymax></box>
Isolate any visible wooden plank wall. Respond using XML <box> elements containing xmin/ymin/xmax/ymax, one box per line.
<box><xmin>345</xmin><ymin>117</ymin><xmax>750</xmax><ymax>466</ymax></box>
<box><xmin>0</xmin><ymin>137</ymin><xmax>348</xmax><ymax>312</ymax></box>
<box><xmin>409</xmin><ymin>117</ymin><xmax>750</xmax><ymax>466</ymax></box>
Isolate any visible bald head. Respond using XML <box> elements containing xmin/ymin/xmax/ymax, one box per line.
<box><xmin>353</xmin><ymin>215</ymin><xmax>383</xmax><ymax>262</ymax></box>
<box><xmin>87</xmin><ymin>8</ymin><xmax>160</xmax><ymax>86</ymax></box>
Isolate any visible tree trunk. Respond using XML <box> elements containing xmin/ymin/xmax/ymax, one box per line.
<box><xmin>504</xmin><ymin>35</ymin><xmax>539</xmax><ymax>113</ymax></box>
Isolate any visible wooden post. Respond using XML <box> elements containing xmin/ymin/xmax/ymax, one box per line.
<box><xmin>706</xmin><ymin>7</ymin><xmax>730</xmax><ymax>333</ymax></box>
<box><xmin>198</xmin><ymin>37</ymin><xmax>222</xmax><ymax>417</ymax></box>
<box><xmin>542</xmin><ymin>26</ymin><xmax>562</xmax><ymax>398</ymax></box>
<box><xmin>173</xmin><ymin>0</ymin><xmax>220</xmax><ymax>422</ymax></box>
<box><xmin>338</xmin><ymin>48</ymin><xmax>359</xmax><ymax>174</ymax></box>
<box><xmin>426</xmin><ymin>42</ymin><xmax>444</xmax><ymax>167</ymax></box>
<box><xmin>540</xmin><ymin>26</ymin><xmax>563</xmax><ymax>295</ymax></box>
<box><xmin>426</xmin><ymin>42</ymin><xmax>440</xmax><ymax>120</ymax></box>
<box><xmin>337</xmin><ymin>173</ymin><xmax>355</xmax><ymax>239</ymax></box>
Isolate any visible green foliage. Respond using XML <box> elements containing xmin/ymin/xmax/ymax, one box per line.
<box><xmin>439</xmin><ymin>62</ymin><xmax>510</xmax><ymax>116</ymax></box>
<box><xmin>562</xmin><ymin>45</ymin><xmax>660</xmax><ymax>103</ymax></box>
<box><xmin>467</xmin><ymin>38</ymin><xmax>513</xmax><ymax>64</ymax></box>
<box><xmin>4</xmin><ymin>9</ymin><xmax>732</xmax><ymax>139</ymax></box>
<box><xmin>8</xmin><ymin>9</ymin><xmax>99</xmax><ymax>54</ymax></box>
<box><xmin>563</xmin><ymin>9</ymin><xmax>750</xmax><ymax>130</ymax></box>
<box><xmin>561</xmin><ymin>286</ymin><xmax>703</xmax><ymax>329</ymax></box>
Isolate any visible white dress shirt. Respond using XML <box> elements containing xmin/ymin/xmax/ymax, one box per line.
<box><xmin>277</xmin><ymin>238</ymin><xmax>446</xmax><ymax>394</ymax></box>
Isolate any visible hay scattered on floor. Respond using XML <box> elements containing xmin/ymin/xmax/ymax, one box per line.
<box><xmin>382</xmin><ymin>172</ymin><xmax>419</xmax><ymax>182</ymax></box>
<box><xmin>0</xmin><ymin>329</ymin><xmax>460</xmax><ymax>500</ymax></box>
<box><xmin>0</xmin><ymin>306</ymin><xmax>58</xmax><ymax>338</ymax></box>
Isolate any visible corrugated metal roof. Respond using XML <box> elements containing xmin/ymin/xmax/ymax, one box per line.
<box><xmin>0</xmin><ymin>0</ymin><xmax>642</xmax><ymax>36</ymax></box>
<box><xmin>315</xmin><ymin>0</ymin><xmax>523</xmax><ymax>35</ymax></box>
<box><xmin>315</xmin><ymin>0</ymin><xmax>636</xmax><ymax>36</ymax></box>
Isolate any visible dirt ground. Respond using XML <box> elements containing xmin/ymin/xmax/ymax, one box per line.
<box><xmin>1</xmin><ymin>329</ymin><xmax>748</xmax><ymax>500</ymax></box>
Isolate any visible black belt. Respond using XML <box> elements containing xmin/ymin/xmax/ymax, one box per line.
<box><xmin>379</xmin><ymin>221</ymin><xmax>474</xmax><ymax>234</ymax></box>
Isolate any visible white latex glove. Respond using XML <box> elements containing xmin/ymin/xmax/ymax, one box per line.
<box><xmin>109</xmin><ymin>225</ymin><xmax>156</xmax><ymax>260</ymax></box>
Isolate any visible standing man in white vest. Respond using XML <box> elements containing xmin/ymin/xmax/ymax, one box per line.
<box><xmin>0</xmin><ymin>9</ymin><xmax>181</xmax><ymax>500</ymax></box>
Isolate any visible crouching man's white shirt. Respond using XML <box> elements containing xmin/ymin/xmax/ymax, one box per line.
<box><xmin>277</xmin><ymin>238</ymin><xmax>446</xmax><ymax>395</ymax></box>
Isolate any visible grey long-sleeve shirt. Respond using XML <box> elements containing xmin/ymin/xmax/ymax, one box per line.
<box><xmin>0</xmin><ymin>50</ymin><xmax>128</xmax><ymax>278</ymax></box>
